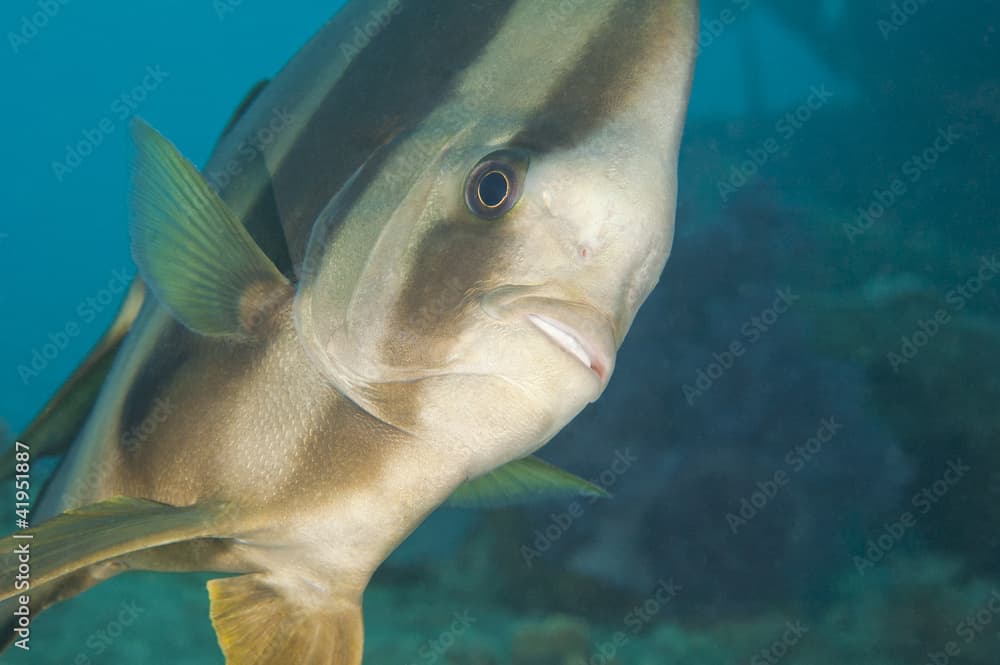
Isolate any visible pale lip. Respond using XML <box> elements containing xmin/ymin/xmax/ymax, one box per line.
<box><xmin>480</xmin><ymin>287</ymin><xmax>618</xmax><ymax>388</ymax></box>
<box><xmin>527</xmin><ymin>313</ymin><xmax>611</xmax><ymax>384</ymax></box>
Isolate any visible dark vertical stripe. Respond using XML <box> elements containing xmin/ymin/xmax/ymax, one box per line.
<box><xmin>209</xmin><ymin>81</ymin><xmax>293</xmax><ymax>276</ymax></box>
<box><xmin>237</xmin><ymin>163</ymin><xmax>295</xmax><ymax>278</ymax></box>
<box><xmin>117</xmin><ymin>307</ymin><xmax>192</xmax><ymax>451</ymax></box>
<box><xmin>514</xmin><ymin>0</ymin><xmax>673</xmax><ymax>152</ymax></box>
<box><xmin>120</xmin><ymin>2</ymin><xmax>520</xmax><ymax>435</ymax></box>
<box><xmin>120</xmin><ymin>117</ymin><xmax>293</xmax><ymax>445</ymax></box>
<box><xmin>270</xmin><ymin>0</ymin><xmax>521</xmax><ymax>267</ymax></box>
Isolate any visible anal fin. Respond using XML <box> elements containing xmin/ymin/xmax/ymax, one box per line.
<box><xmin>0</xmin><ymin>496</ymin><xmax>227</xmax><ymax>602</ymax></box>
<box><xmin>209</xmin><ymin>574</ymin><xmax>363</xmax><ymax>665</ymax></box>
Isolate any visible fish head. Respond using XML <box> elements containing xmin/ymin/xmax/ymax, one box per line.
<box><xmin>295</xmin><ymin>0</ymin><xmax>698</xmax><ymax>473</ymax></box>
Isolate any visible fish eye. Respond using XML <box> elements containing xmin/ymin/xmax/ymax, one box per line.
<box><xmin>465</xmin><ymin>149</ymin><xmax>530</xmax><ymax>220</ymax></box>
<box><xmin>478</xmin><ymin>171</ymin><xmax>510</xmax><ymax>209</ymax></box>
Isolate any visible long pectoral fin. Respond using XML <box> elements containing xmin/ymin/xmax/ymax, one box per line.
<box><xmin>0</xmin><ymin>497</ymin><xmax>227</xmax><ymax>602</ymax></box>
<box><xmin>447</xmin><ymin>456</ymin><xmax>610</xmax><ymax>508</ymax></box>
<box><xmin>1</xmin><ymin>280</ymin><xmax>146</xmax><ymax>480</ymax></box>
<box><xmin>209</xmin><ymin>574</ymin><xmax>364</xmax><ymax>665</ymax></box>
<box><xmin>130</xmin><ymin>118</ymin><xmax>292</xmax><ymax>338</ymax></box>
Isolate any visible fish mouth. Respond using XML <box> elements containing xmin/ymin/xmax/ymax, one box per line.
<box><xmin>527</xmin><ymin>313</ymin><xmax>610</xmax><ymax>383</ymax></box>
<box><xmin>481</xmin><ymin>286</ymin><xmax>617</xmax><ymax>388</ymax></box>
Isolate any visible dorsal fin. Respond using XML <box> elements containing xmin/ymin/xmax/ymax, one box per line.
<box><xmin>219</xmin><ymin>79</ymin><xmax>270</xmax><ymax>139</ymax></box>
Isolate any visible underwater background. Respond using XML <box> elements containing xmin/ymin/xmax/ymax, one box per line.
<box><xmin>1</xmin><ymin>0</ymin><xmax>998</xmax><ymax>663</ymax></box>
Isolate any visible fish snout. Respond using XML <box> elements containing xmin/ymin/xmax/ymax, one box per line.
<box><xmin>481</xmin><ymin>286</ymin><xmax>618</xmax><ymax>388</ymax></box>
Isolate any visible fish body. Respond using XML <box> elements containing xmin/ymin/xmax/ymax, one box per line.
<box><xmin>4</xmin><ymin>1</ymin><xmax>698</xmax><ymax>662</ymax></box>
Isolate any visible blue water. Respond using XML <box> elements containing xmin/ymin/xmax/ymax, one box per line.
<box><xmin>2</xmin><ymin>1</ymin><xmax>999</xmax><ymax>663</ymax></box>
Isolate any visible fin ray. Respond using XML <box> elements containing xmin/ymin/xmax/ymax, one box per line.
<box><xmin>209</xmin><ymin>574</ymin><xmax>363</xmax><ymax>665</ymax></box>
<box><xmin>0</xmin><ymin>496</ymin><xmax>226</xmax><ymax>601</ymax></box>
<box><xmin>130</xmin><ymin>119</ymin><xmax>290</xmax><ymax>337</ymax></box>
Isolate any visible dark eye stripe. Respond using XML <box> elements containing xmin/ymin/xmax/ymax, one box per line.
<box><xmin>266</xmin><ymin>1</ymin><xmax>520</xmax><ymax>269</ymax></box>
<box><xmin>513</xmin><ymin>0</ymin><xmax>672</xmax><ymax>153</ymax></box>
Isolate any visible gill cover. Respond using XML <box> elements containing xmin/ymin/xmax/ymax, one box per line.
<box><xmin>293</xmin><ymin>124</ymin><xmax>481</xmax><ymax>400</ymax></box>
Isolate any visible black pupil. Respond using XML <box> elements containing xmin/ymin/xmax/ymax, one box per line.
<box><xmin>478</xmin><ymin>171</ymin><xmax>509</xmax><ymax>208</ymax></box>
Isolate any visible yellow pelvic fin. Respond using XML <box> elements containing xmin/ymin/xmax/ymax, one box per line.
<box><xmin>208</xmin><ymin>574</ymin><xmax>364</xmax><ymax>665</ymax></box>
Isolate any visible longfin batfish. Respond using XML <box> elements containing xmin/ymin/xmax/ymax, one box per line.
<box><xmin>1</xmin><ymin>1</ymin><xmax>698</xmax><ymax>662</ymax></box>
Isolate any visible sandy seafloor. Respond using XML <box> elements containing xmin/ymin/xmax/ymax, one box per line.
<box><xmin>5</xmin><ymin>553</ymin><xmax>1000</xmax><ymax>664</ymax></box>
